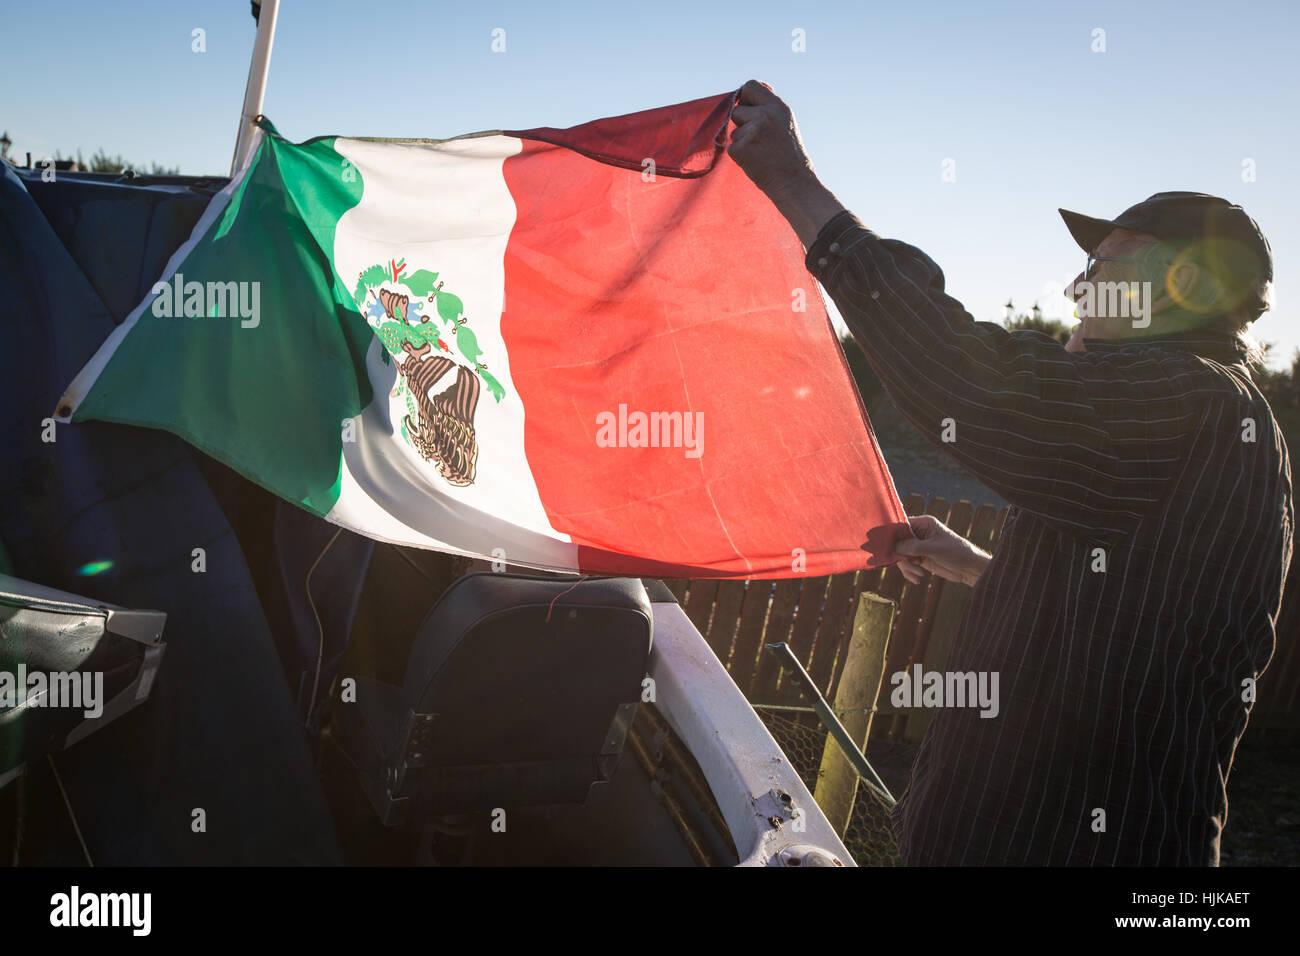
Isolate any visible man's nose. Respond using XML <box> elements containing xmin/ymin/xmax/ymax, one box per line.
<box><xmin>1065</xmin><ymin>271</ymin><xmax>1085</xmax><ymax>302</ymax></box>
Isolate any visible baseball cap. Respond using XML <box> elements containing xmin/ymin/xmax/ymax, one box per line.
<box><xmin>1058</xmin><ymin>192</ymin><xmax>1273</xmax><ymax>285</ymax></box>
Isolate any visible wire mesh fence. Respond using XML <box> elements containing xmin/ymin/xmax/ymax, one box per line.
<box><xmin>756</xmin><ymin>706</ymin><xmax>902</xmax><ymax>866</ymax></box>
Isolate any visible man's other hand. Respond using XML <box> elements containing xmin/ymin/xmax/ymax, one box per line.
<box><xmin>893</xmin><ymin>514</ymin><xmax>992</xmax><ymax>587</ymax></box>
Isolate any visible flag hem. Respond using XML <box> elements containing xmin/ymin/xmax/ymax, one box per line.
<box><xmin>503</xmin><ymin>89</ymin><xmax>739</xmax><ymax>179</ymax></box>
<box><xmin>808</xmin><ymin>272</ymin><xmax>912</xmax><ymax>554</ymax></box>
<box><xmin>245</xmin><ymin>89</ymin><xmax>740</xmax><ymax>181</ymax></box>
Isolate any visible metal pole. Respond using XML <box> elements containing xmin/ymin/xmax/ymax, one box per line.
<box><xmin>230</xmin><ymin>0</ymin><xmax>281</xmax><ymax>175</ymax></box>
<box><xmin>764</xmin><ymin>642</ymin><xmax>897</xmax><ymax>807</ymax></box>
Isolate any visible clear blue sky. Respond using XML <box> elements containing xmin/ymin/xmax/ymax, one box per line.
<box><xmin>4</xmin><ymin>0</ymin><xmax>1297</xmax><ymax>365</ymax></box>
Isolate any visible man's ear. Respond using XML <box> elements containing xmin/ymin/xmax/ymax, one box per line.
<box><xmin>1166</xmin><ymin>259</ymin><xmax>1200</xmax><ymax>304</ymax></box>
<box><xmin>1146</xmin><ymin>245</ymin><xmax>1219</xmax><ymax>317</ymax></box>
<box><xmin>1167</xmin><ymin>258</ymin><xmax>1228</xmax><ymax>313</ymax></box>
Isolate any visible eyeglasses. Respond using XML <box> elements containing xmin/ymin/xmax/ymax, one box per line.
<box><xmin>1085</xmin><ymin>253</ymin><xmax>1137</xmax><ymax>279</ymax></box>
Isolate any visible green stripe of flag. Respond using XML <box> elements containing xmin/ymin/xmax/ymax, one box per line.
<box><xmin>75</xmin><ymin>126</ymin><xmax>373</xmax><ymax>515</ymax></box>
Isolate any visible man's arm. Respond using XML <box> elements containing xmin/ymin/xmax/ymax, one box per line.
<box><xmin>728</xmin><ymin>81</ymin><xmax>1206</xmax><ymax>538</ymax></box>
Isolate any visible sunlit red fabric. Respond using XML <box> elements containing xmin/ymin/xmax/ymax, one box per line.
<box><xmin>501</xmin><ymin>91</ymin><xmax>906</xmax><ymax>578</ymax></box>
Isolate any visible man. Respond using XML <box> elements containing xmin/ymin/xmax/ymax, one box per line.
<box><xmin>728</xmin><ymin>80</ymin><xmax>1292</xmax><ymax>865</ymax></box>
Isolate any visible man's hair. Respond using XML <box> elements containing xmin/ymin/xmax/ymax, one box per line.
<box><xmin>1205</xmin><ymin>313</ymin><xmax>1269</xmax><ymax>369</ymax></box>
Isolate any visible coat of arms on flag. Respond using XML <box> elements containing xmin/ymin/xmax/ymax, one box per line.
<box><xmin>356</xmin><ymin>258</ymin><xmax>506</xmax><ymax>487</ymax></box>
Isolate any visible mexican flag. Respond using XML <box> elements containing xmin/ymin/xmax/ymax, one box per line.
<box><xmin>56</xmin><ymin>90</ymin><xmax>905</xmax><ymax>579</ymax></box>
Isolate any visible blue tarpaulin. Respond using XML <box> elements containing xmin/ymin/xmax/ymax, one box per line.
<box><xmin>0</xmin><ymin>163</ymin><xmax>350</xmax><ymax>863</ymax></box>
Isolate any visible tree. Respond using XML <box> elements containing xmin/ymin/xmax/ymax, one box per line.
<box><xmin>1256</xmin><ymin>346</ymin><xmax>1300</xmax><ymax>453</ymax></box>
<box><xmin>84</xmin><ymin>148</ymin><xmax>179</xmax><ymax>175</ymax></box>
<box><xmin>1002</xmin><ymin>299</ymin><xmax>1073</xmax><ymax>345</ymax></box>
<box><xmin>45</xmin><ymin>147</ymin><xmax>179</xmax><ymax>175</ymax></box>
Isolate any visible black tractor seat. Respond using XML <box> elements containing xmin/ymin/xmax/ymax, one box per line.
<box><xmin>335</xmin><ymin>572</ymin><xmax>652</xmax><ymax>825</ymax></box>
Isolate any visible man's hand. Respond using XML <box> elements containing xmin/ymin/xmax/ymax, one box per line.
<box><xmin>727</xmin><ymin>80</ymin><xmax>847</xmax><ymax>248</ymax></box>
<box><xmin>893</xmin><ymin>514</ymin><xmax>992</xmax><ymax>587</ymax></box>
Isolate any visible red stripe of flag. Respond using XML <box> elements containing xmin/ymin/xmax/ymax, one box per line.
<box><xmin>500</xmin><ymin>92</ymin><xmax>906</xmax><ymax>578</ymax></box>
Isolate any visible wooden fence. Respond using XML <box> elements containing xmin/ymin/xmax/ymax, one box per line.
<box><xmin>663</xmin><ymin>492</ymin><xmax>1300</xmax><ymax>737</ymax></box>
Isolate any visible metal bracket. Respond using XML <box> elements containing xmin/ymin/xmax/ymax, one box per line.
<box><xmin>601</xmin><ymin>702</ymin><xmax>637</xmax><ymax>756</ymax></box>
<box><xmin>400</xmin><ymin>712</ymin><xmax>439</xmax><ymax>769</ymax></box>
<box><xmin>64</xmin><ymin>644</ymin><xmax>167</xmax><ymax>748</ymax></box>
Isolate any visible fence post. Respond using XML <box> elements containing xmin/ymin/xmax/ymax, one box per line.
<box><xmin>813</xmin><ymin>590</ymin><xmax>897</xmax><ymax>836</ymax></box>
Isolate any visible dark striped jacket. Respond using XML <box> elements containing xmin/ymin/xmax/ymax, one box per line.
<box><xmin>806</xmin><ymin>210</ymin><xmax>1293</xmax><ymax>865</ymax></box>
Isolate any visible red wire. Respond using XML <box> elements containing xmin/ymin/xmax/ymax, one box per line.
<box><xmin>545</xmin><ymin>576</ymin><xmax>589</xmax><ymax>623</ymax></box>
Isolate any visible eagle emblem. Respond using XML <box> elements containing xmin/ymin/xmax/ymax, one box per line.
<box><xmin>352</xmin><ymin>258</ymin><xmax>506</xmax><ymax>487</ymax></box>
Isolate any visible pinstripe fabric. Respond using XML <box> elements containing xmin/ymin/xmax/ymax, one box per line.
<box><xmin>806</xmin><ymin>211</ymin><xmax>1293</xmax><ymax>865</ymax></box>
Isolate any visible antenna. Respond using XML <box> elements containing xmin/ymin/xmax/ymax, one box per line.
<box><xmin>230</xmin><ymin>0</ymin><xmax>281</xmax><ymax>175</ymax></box>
